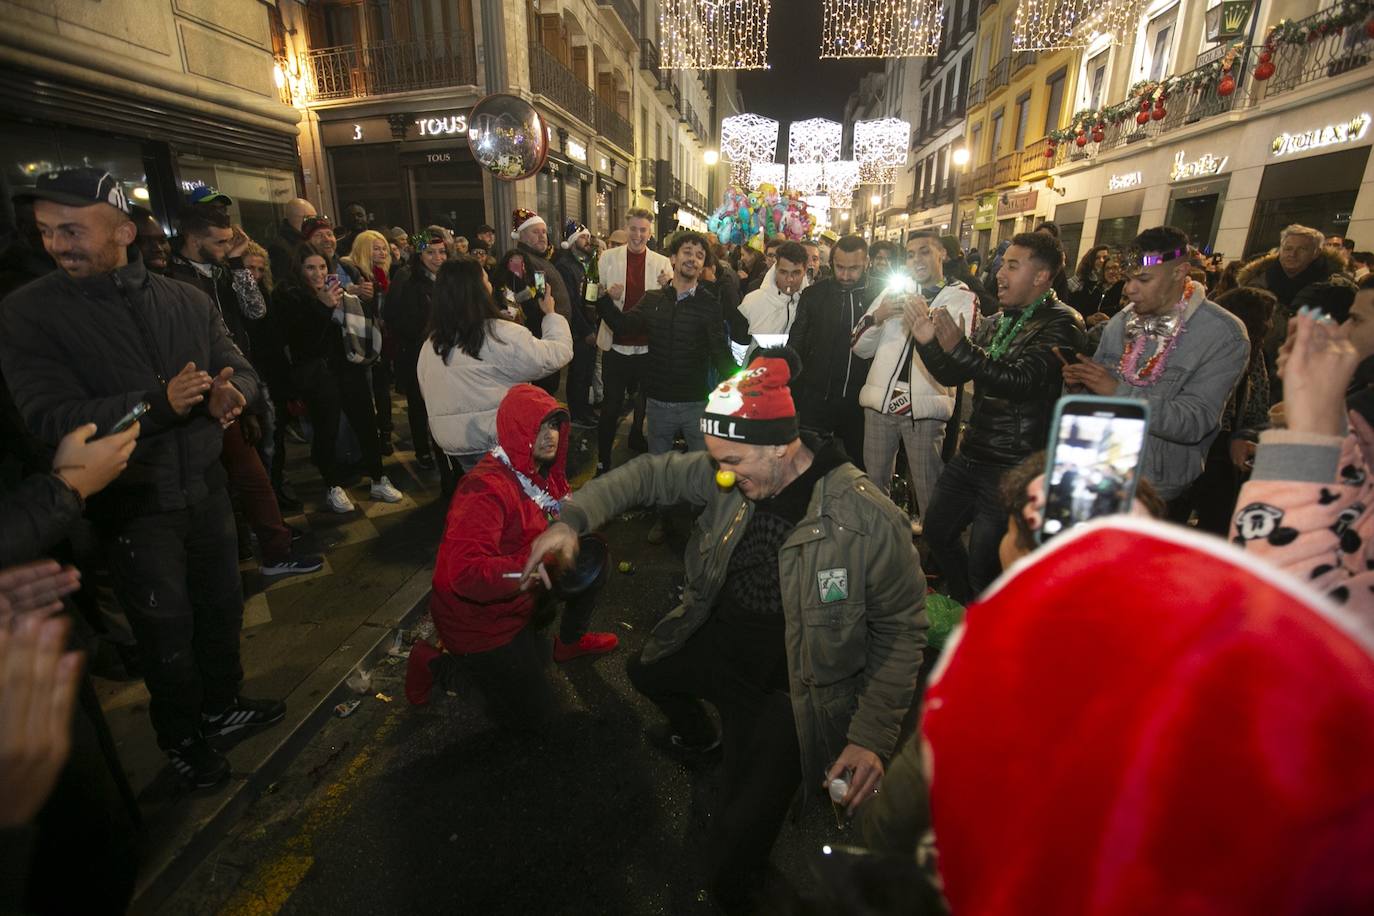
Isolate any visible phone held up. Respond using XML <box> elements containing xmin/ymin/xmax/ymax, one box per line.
<box><xmin>109</xmin><ymin>401</ymin><xmax>151</xmax><ymax>436</ymax></box>
<box><xmin>1040</xmin><ymin>396</ymin><xmax>1150</xmax><ymax>543</ymax></box>
<box><xmin>533</xmin><ymin>270</ymin><xmax>547</xmax><ymax>295</ymax></box>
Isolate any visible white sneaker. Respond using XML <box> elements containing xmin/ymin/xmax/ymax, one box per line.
<box><xmin>370</xmin><ymin>476</ymin><xmax>403</xmax><ymax>503</ymax></box>
<box><xmin>326</xmin><ymin>486</ymin><xmax>356</xmax><ymax>514</ymax></box>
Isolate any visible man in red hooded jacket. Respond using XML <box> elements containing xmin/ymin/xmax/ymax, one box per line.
<box><xmin>405</xmin><ymin>383</ymin><xmax>618</xmax><ymax>724</ymax></box>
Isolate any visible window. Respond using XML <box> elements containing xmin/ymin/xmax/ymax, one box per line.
<box><xmin>1136</xmin><ymin>0</ymin><xmax>1181</xmax><ymax>82</ymax></box>
<box><xmin>957</xmin><ymin>56</ymin><xmax>970</xmax><ymax>112</ymax></box>
<box><xmin>1085</xmin><ymin>49</ymin><xmax>1110</xmax><ymax>109</ymax></box>
<box><xmin>1013</xmin><ymin>91</ymin><xmax>1031</xmax><ymax>151</ymax></box>
<box><xmin>1044</xmin><ymin>69</ymin><xmax>1066</xmax><ymax>136</ymax></box>
<box><xmin>999</xmin><ymin>15</ymin><xmax>1014</xmax><ymax>62</ymax></box>
<box><xmin>990</xmin><ymin>109</ymin><xmax>1004</xmax><ymax>157</ymax></box>
<box><xmin>971</xmin><ymin>123</ymin><xmax>983</xmax><ymax>164</ymax></box>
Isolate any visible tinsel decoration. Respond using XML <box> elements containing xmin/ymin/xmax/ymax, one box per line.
<box><xmin>819</xmin><ymin>0</ymin><xmax>944</xmax><ymax>58</ymax></box>
<box><xmin>788</xmin><ymin>118</ymin><xmax>843</xmax><ymax>164</ymax></box>
<box><xmin>661</xmin><ymin>0</ymin><xmax>771</xmax><ymax>70</ymax></box>
<box><xmin>720</xmin><ymin>113</ymin><xmax>780</xmax><ymax>163</ymax></box>
<box><xmin>1251</xmin><ymin>0</ymin><xmax>1374</xmax><ymax>79</ymax></box>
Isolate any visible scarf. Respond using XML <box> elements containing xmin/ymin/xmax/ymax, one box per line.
<box><xmin>490</xmin><ymin>445</ymin><xmax>562</xmax><ymax>518</ymax></box>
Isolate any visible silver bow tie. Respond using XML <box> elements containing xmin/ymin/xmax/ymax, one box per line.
<box><xmin>1124</xmin><ymin>310</ymin><xmax>1182</xmax><ymax>342</ymax></box>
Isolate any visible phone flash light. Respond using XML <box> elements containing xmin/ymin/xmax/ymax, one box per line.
<box><xmin>715</xmin><ymin>469</ymin><xmax>737</xmax><ymax>489</ymax></box>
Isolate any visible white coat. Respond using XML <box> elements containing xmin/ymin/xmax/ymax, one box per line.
<box><xmin>594</xmin><ymin>243</ymin><xmax>673</xmax><ymax>352</ymax></box>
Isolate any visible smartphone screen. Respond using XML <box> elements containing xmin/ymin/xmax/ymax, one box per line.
<box><xmin>1040</xmin><ymin>396</ymin><xmax>1149</xmax><ymax>542</ymax></box>
<box><xmin>533</xmin><ymin>270</ymin><xmax>546</xmax><ymax>293</ymax></box>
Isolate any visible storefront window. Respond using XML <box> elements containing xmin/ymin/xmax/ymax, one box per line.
<box><xmin>329</xmin><ymin>146</ymin><xmax>408</xmax><ymax>237</ymax></box>
<box><xmin>595</xmin><ymin>188</ymin><xmax>610</xmax><ymax>233</ymax></box>
<box><xmin>3</xmin><ymin>122</ymin><xmax>148</xmax><ymax>233</ymax></box>
<box><xmin>1246</xmin><ymin>146</ymin><xmax>1369</xmax><ymax>259</ymax></box>
<box><xmin>407</xmin><ymin>153</ymin><xmax>484</xmax><ymax>237</ymax></box>
<box><xmin>176</xmin><ymin>154</ymin><xmax>296</xmax><ymax>245</ymax></box>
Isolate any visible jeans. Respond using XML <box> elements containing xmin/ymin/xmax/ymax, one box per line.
<box><xmin>924</xmin><ymin>454</ymin><xmax>1011</xmax><ymax>604</ymax></box>
<box><xmin>101</xmin><ymin>489</ymin><xmax>244</xmax><ymax>748</ymax></box>
<box><xmin>597</xmin><ymin>349</ymin><xmax>649</xmax><ymax>468</ymax></box>
<box><xmin>627</xmin><ymin>615</ymin><xmax>802</xmax><ymax>907</ymax></box>
<box><xmin>221</xmin><ymin>424</ymin><xmax>292</xmax><ymax>564</ymax></box>
<box><xmin>863</xmin><ymin>411</ymin><xmax>945</xmax><ymax>517</ymax></box>
<box><xmin>647</xmin><ymin>398</ymin><xmax>706</xmax><ymax>455</ymax></box>
<box><xmin>371</xmin><ymin>359</ymin><xmax>393</xmax><ymax>435</ymax></box>
<box><xmin>294</xmin><ymin>359</ymin><xmax>384</xmax><ymax>485</ymax></box>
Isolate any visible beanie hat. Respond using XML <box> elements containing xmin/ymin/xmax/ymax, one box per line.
<box><xmin>511</xmin><ymin>208</ymin><xmax>546</xmax><ymax>240</ymax></box>
<box><xmin>700</xmin><ymin>355</ymin><xmax>798</xmax><ymax>445</ymax></box>
<box><xmin>560</xmin><ymin>219</ymin><xmax>590</xmax><ymax>249</ymax></box>
<box><xmin>301</xmin><ymin>215</ymin><xmax>334</xmax><ymax>239</ymax></box>
<box><xmin>923</xmin><ymin>515</ymin><xmax>1374</xmax><ymax>914</ymax></box>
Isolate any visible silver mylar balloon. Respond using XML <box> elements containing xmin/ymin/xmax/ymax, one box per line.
<box><xmin>466</xmin><ymin>93</ymin><xmax>549</xmax><ymax>182</ymax></box>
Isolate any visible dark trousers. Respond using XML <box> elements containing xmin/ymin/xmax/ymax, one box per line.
<box><xmin>924</xmin><ymin>454</ymin><xmax>1011</xmax><ymax>604</ymax></box>
<box><xmin>627</xmin><ymin>616</ymin><xmax>802</xmax><ymax>906</ymax></box>
<box><xmin>403</xmin><ymin>378</ymin><xmax>432</xmax><ymax>461</ymax></box>
<box><xmin>1174</xmin><ymin>437</ymin><xmax>1237</xmax><ymax>536</ymax></box>
<box><xmin>295</xmin><ymin>360</ymin><xmax>384</xmax><ymax>485</ymax></box>
<box><xmin>221</xmin><ymin>425</ymin><xmax>291</xmax><ymax>564</ymax></box>
<box><xmin>371</xmin><ymin>358</ymin><xmax>393</xmax><ymax>435</ymax></box>
<box><xmin>798</xmin><ymin>393</ymin><xmax>866</xmax><ymax>472</ymax></box>
<box><xmin>568</xmin><ymin>336</ymin><xmax>597</xmax><ymax>419</ymax></box>
<box><xmin>102</xmin><ymin>489</ymin><xmax>244</xmax><ymax>748</ymax></box>
<box><xmin>597</xmin><ymin>349</ymin><xmax>649</xmax><ymax>468</ymax></box>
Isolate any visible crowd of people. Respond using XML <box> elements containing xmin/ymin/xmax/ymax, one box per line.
<box><xmin>1</xmin><ymin>163</ymin><xmax>1372</xmax><ymax>914</ymax></box>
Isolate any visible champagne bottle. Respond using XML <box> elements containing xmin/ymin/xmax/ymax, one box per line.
<box><xmin>584</xmin><ymin>252</ymin><xmax>600</xmax><ymax>302</ymax></box>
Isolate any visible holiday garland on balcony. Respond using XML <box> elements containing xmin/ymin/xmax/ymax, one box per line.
<box><xmin>1251</xmin><ymin>0</ymin><xmax>1374</xmax><ymax>81</ymax></box>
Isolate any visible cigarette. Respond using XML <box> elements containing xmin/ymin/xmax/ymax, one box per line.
<box><xmin>501</xmin><ymin>572</ymin><xmax>523</xmax><ymax>578</ymax></box>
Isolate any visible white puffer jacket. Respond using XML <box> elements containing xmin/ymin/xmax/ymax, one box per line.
<box><xmin>852</xmin><ymin>281</ymin><xmax>977</xmax><ymax>421</ymax></box>
<box><xmin>739</xmin><ymin>265</ymin><xmax>810</xmax><ymax>336</ymax></box>
<box><xmin>418</xmin><ymin>313</ymin><xmax>572</xmax><ymax>461</ymax></box>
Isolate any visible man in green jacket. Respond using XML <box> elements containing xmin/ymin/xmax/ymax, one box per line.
<box><xmin>521</xmin><ymin>353</ymin><xmax>928</xmax><ymax>911</ymax></box>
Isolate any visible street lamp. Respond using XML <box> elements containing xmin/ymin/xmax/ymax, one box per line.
<box><xmin>704</xmin><ymin>149</ymin><xmax>719</xmax><ymax>166</ymax></box>
<box><xmin>869</xmin><ymin>192</ymin><xmax>882</xmax><ymax>205</ymax></box>
<box><xmin>952</xmin><ymin>147</ymin><xmax>970</xmax><ymax>167</ymax></box>
<box><xmin>950</xmin><ymin>146</ymin><xmax>972</xmax><ymax>251</ymax></box>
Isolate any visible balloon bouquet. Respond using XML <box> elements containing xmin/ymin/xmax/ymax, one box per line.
<box><xmin>709</xmin><ymin>182</ymin><xmax>816</xmax><ymax>247</ymax></box>
<box><xmin>706</xmin><ymin>185</ymin><xmax>753</xmax><ymax>246</ymax></box>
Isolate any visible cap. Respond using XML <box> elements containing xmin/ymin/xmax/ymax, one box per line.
<box><xmin>301</xmin><ymin>215</ymin><xmax>335</xmax><ymax>239</ymax></box>
<box><xmin>14</xmin><ymin>167</ymin><xmax>132</xmax><ymax>215</ymax></box>
<box><xmin>188</xmin><ymin>185</ymin><xmax>233</xmax><ymax>207</ymax></box>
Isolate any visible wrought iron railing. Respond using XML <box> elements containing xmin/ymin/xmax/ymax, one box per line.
<box><xmin>1264</xmin><ymin>7</ymin><xmax>1372</xmax><ymax>97</ymax></box>
<box><xmin>639</xmin><ymin>158</ymin><xmax>657</xmax><ymax>190</ymax></box>
<box><xmin>969</xmin><ymin>161</ymin><xmax>994</xmax><ymax>191</ymax></box>
<box><xmin>597</xmin><ymin>0</ymin><xmax>640</xmax><ymax>39</ymax></box>
<box><xmin>967</xmin><ymin>79</ymin><xmax>986</xmax><ymax>108</ymax></box>
<box><xmin>301</xmin><ymin>33</ymin><xmax>476</xmax><ymax>101</ymax></box>
<box><xmin>1018</xmin><ymin>136</ymin><xmax>1055</xmax><ymax>178</ymax></box>
<box><xmin>529</xmin><ymin>43</ymin><xmax>596</xmax><ymax>125</ymax></box>
<box><xmin>596</xmin><ymin>103</ymin><xmax>634</xmax><ymax>153</ymax></box>
<box><xmin>987</xmin><ymin>56</ymin><xmax>1011</xmax><ymax>94</ymax></box>
<box><xmin>1012</xmin><ymin>49</ymin><xmax>1037</xmax><ymax>74</ymax></box>
<box><xmin>943</xmin><ymin>99</ymin><xmax>967</xmax><ymax>127</ymax></box>
<box><xmin>993</xmin><ymin>151</ymin><xmax>1019</xmax><ymax>185</ymax></box>
<box><xmin>639</xmin><ymin>39</ymin><xmax>661</xmax><ymax>80</ymax></box>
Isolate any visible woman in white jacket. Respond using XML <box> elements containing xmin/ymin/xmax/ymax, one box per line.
<box><xmin>418</xmin><ymin>257</ymin><xmax>572</xmax><ymax>475</ymax></box>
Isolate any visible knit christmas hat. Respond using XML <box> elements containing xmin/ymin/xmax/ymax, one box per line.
<box><xmin>700</xmin><ymin>355</ymin><xmax>798</xmax><ymax>445</ymax></box>
<box><xmin>510</xmin><ymin>208</ymin><xmax>546</xmax><ymax>240</ymax></box>
<box><xmin>560</xmin><ymin>218</ymin><xmax>590</xmax><ymax>249</ymax></box>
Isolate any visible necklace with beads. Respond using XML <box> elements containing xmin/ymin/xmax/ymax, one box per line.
<box><xmin>1118</xmin><ymin>280</ymin><xmax>1192</xmax><ymax>387</ymax></box>
<box><xmin>986</xmin><ymin>291</ymin><xmax>1051</xmax><ymax>360</ymax></box>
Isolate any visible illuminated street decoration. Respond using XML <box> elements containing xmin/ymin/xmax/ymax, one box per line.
<box><xmin>819</xmin><ymin>0</ymin><xmax>944</xmax><ymax>58</ymax></box>
<box><xmin>751</xmin><ymin>162</ymin><xmax>786</xmax><ymax>188</ymax></box>
<box><xmin>662</xmin><ymin>0</ymin><xmax>770</xmax><ymax>70</ymax></box>
<box><xmin>788</xmin><ymin>163</ymin><xmax>827</xmax><ymax>195</ymax></box>
<box><xmin>1012</xmin><ymin>0</ymin><xmax>1145</xmax><ymax>50</ymax></box>
<box><xmin>720</xmin><ymin>113</ymin><xmax>780</xmax><ymax>163</ymax></box>
<box><xmin>853</xmin><ymin>118</ymin><xmax>909</xmax><ymax>184</ymax></box>
<box><xmin>788</xmin><ymin>118</ymin><xmax>843</xmax><ymax>164</ymax></box>
<box><xmin>825</xmin><ymin>160</ymin><xmax>861</xmax><ymax>208</ymax></box>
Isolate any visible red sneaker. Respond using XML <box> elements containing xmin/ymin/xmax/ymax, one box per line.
<box><xmin>553</xmin><ymin>632</ymin><xmax>619</xmax><ymax>662</ymax></box>
<box><xmin>405</xmin><ymin>639</ymin><xmax>442</xmax><ymax>705</ymax></box>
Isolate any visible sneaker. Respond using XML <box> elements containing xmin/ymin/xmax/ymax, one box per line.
<box><xmin>370</xmin><ymin>476</ymin><xmax>403</xmax><ymax>503</ymax></box>
<box><xmin>261</xmin><ymin>553</ymin><xmax>325</xmax><ymax>577</ymax></box>
<box><xmin>416</xmin><ymin>452</ymin><xmax>436</xmax><ymax>470</ymax></box>
<box><xmin>327</xmin><ymin>486</ymin><xmax>356</xmax><ymax>513</ymax></box>
<box><xmin>167</xmin><ymin>737</ymin><xmax>231</xmax><ymax>788</ymax></box>
<box><xmin>553</xmin><ymin>632</ymin><xmax>619</xmax><ymax>662</ymax></box>
<box><xmin>201</xmin><ymin>695</ymin><xmax>286</xmax><ymax>739</ymax></box>
<box><xmin>405</xmin><ymin>639</ymin><xmax>442</xmax><ymax>705</ymax></box>
<box><xmin>570</xmin><ymin>412</ymin><xmax>598</xmax><ymax>428</ymax></box>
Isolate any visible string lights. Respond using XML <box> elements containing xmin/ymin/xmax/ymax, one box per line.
<box><xmin>750</xmin><ymin>162</ymin><xmax>787</xmax><ymax>188</ymax></box>
<box><xmin>662</xmin><ymin>0</ymin><xmax>771</xmax><ymax>70</ymax></box>
<box><xmin>853</xmin><ymin>118</ymin><xmax>909</xmax><ymax>184</ymax></box>
<box><xmin>819</xmin><ymin>0</ymin><xmax>944</xmax><ymax>58</ymax></box>
<box><xmin>788</xmin><ymin>163</ymin><xmax>827</xmax><ymax>195</ymax></box>
<box><xmin>720</xmin><ymin>113</ymin><xmax>780</xmax><ymax>163</ymax></box>
<box><xmin>730</xmin><ymin>160</ymin><xmax>752</xmax><ymax>187</ymax></box>
<box><xmin>824</xmin><ymin>160</ymin><xmax>861</xmax><ymax>208</ymax></box>
<box><xmin>788</xmin><ymin>118</ymin><xmax>843</xmax><ymax>164</ymax></box>
<box><xmin>1012</xmin><ymin>0</ymin><xmax>1146</xmax><ymax>50</ymax></box>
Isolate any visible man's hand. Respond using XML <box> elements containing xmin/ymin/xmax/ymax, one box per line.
<box><xmin>227</xmin><ymin>225</ymin><xmax>251</xmax><ymax>259</ymax></box>
<box><xmin>167</xmin><ymin>362</ymin><xmax>212</xmax><ymax>416</ymax></box>
<box><xmin>0</xmin><ymin>613</ymin><xmax>82</xmax><ymax>828</ymax></box>
<box><xmin>931</xmin><ymin>307</ymin><xmax>966</xmax><ymax>351</ymax></box>
<box><xmin>538</xmin><ymin>285</ymin><xmax>557</xmax><ymax>316</ymax></box>
<box><xmin>240</xmin><ymin>414</ymin><xmax>263</xmax><ymax>446</ymax></box>
<box><xmin>657</xmin><ymin>268</ymin><xmax>673</xmax><ymax>287</ymax></box>
<box><xmin>52</xmin><ymin>422</ymin><xmax>139</xmax><ymax>499</ymax></box>
<box><xmin>902</xmin><ymin>296</ymin><xmax>936</xmax><ymax>344</ymax></box>
<box><xmin>606</xmin><ymin>282</ymin><xmax>625</xmax><ymax>302</ymax></box>
<box><xmin>825</xmin><ymin>744</ymin><xmax>885</xmax><ymax>816</ymax></box>
<box><xmin>0</xmin><ymin>561</ymin><xmax>81</xmax><ymax>627</ymax></box>
<box><xmin>1060</xmin><ymin>355</ymin><xmax>1118</xmax><ymax>396</ymax></box>
<box><xmin>1229</xmin><ymin>438</ymin><xmax>1256</xmax><ymax>471</ymax></box>
<box><xmin>207</xmin><ymin>368</ymin><xmax>246</xmax><ymax>428</ymax></box>
<box><xmin>520</xmin><ymin>522</ymin><xmax>580</xmax><ymax>590</ymax></box>
<box><xmin>872</xmin><ymin>295</ymin><xmax>904</xmax><ymax>325</ymax></box>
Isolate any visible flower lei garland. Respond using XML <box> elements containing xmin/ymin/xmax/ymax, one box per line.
<box><xmin>986</xmin><ymin>291</ymin><xmax>1052</xmax><ymax>361</ymax></box>
<box><xmin>490</xmin><ymin>445</ymin><xmax>562</xmax><ymax>518</ymax></box>
<box><xmin>1117</xmin><ymin>280</ymin><xmax>1194</xmax><ymax>387</ymax></box>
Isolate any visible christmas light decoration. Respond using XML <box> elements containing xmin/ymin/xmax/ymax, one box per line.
<box><xmin>751</xmin><ymin>162</ymin><xmax>786</xmax><ymax>189</ymax></box>
<box><xmin>788</xmin><ymin>163</ymin><xmax>827</xmax><ymax>195</ymax></box>
<box><xmin>662</xmin><ymin>0</ymin><xmax>771</xmax><ymax>70</ymax></box>
<box><xmin>730</xmin><ymin>160</ymin><xmax>752</xmax><ymax>187</ymax></box>
<box><xmin>819</xmin><ymin>0</ymin><xmax>944</xmax><ymax>58</ymax></box>
<box><xmin>788</xmin><ymin>118</ymin><xmax>843</xmax><ymax>164</ymax></box>
<box><xmin>853</xmin><ymin>118</ymin><xmax>909</xmax><ymax>184</ymax></box>
<box><xmin>1011</xmin><ymin>0</ymin><xmax>1147</xmax><ymax>51</ymax></box>
<box><xmin>720</xmin><ymin>113</ymin><xmax>780</xmax><ymax>163</ymax></box>
<box><xmin>825</xmin><ymin>160</ymin><xmax>861</xmax><ymax>208</ymax></box>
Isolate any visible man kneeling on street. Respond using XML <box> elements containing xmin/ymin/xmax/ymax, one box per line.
<box><xmin>522</xmin><ymin>353</ymin><xmax>928</xmax><ymax>912</ymax></box>
<box><xmin>407</xmin><ymin>383</ymin><xmax>619</xmax><ymax>725</ymax></box>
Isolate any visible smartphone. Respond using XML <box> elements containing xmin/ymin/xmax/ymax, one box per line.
<box><xmin>109</xmin><ymin>401</ymin><xmax>150</xmax><ymax>435</ymax></box>
<box><xmin>885</xmin><ymin>273</ymin><xmax>913</xmax><ymax>295</ymax></box>
<box><xmin>325</xmin><ymin>274</ymin><xmax>340</xmax><ymax>291</ymax></box>
<box><xmin>533</xmin><ymin>270</ymin><xmax>546</xmax><ymax>294</ymax></box>
<box><xmin>1053</xmin><ymin>345</ymin><xmax>1082</xmax><ymax>366</ymax></box>
<box><xmin>1040</xmin><ymin>395</ymin><xmax>1150</xmax><ymax>543</ymax></box>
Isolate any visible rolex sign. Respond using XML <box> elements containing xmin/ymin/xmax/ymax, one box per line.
<box><xmin>1206</xmin><ymin>0</ymin><xmax>1253</xmax><ymax>41</ymax></box>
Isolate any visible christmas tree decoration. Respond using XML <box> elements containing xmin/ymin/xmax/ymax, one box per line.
<box><xmin>1254</xmin><ymin>59</ymin><xmax>1276</xmax><ymax>80</ymax></box>
<box><xmin>720</xmin><ymin>113</ymin><xmax>780</xmax><ymax>164</ymax></box>
<box><xmin>853</xmin><ymin>118</ymin><xmax>909</xmax><ymax>185</ymax></box>
<box><xmin>819</xmin><ymin>0</ymin><xmax>944</xmax><ymax>58</ymax></box>
<box><xmin>788</xmin><ymin>118</ymin><xmax>843</xmax><ymax>164</ymax></box>
<box><xmin>661</xmin><ymin>0</ymin><xmax>771</xmax><ymax>70</ymax></box>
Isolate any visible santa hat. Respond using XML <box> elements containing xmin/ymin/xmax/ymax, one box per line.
<box><xmin>699</xmin><ymin>353</ymin><xmax>798</xmax><ymax>445</ymax></box>
<box><xmin>510</xmin><ymin>208</ymin><xmax>546</xmax><ymax>240</ymax></box>
<box><xmin>923</xmin><ymin>516</ymin><xmax>1374</xmax><ymax>914</ymax></box>
<box><xmin>560</xmin><ymin>219</ymin><xmax>591</xmax><ymax>249</ymax></box>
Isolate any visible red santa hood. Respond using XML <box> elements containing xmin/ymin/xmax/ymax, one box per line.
<box><xmin>922</xmin><ymin>515</ymin><xmax>1374</xmax><ymax>915</ymax></box>
<box><xmin>492</xmin><ymin>383</ymin><xmax>570</xmax><ymax>501</ymax></box>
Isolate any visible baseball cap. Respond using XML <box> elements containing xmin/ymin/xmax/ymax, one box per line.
<box><xmin>14</xmin><ymin>167</ymin><xmax>133</xmax><ymax>215</ymax></box>
<box><xmin>188</xmin><ymin>185</ymin><xmax>234</xmax><ymax>207</ymax></box>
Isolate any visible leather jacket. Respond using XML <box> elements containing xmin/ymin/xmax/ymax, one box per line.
<box><xmin>915</xmin><ymin>297</ymin><xmax>1086</xmax><ymax>466</ymax></box>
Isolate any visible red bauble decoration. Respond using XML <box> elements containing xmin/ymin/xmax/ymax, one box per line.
<box><xmin>1259</xmin><ymin>49</ymin><xmax>1272</xmax><ymax>63</ymax></box>
<box><xmin>1140</xmin><ymin>99</ymin><xmax>1151</xmax><ymax>112</ymax></box>
<box><xmin>1151</xmin><ymin>104</ymin><xmax>1167</xmax><ymax>121</ymax></box>
<box><xmin>1091</xmin><ymin>129</ymin><xmax>1105</xmax><ymax>143</ymax></box>
<box><xmin>1254</xmin><ymin>60</ymin><xmax>1276</xmax><ymax>80</ymax></box>
<box><xmin>1218</xmin><ymin>74</ymin><xmax>1236</xmax><ymax>96</ymax></box>
<box><xmin>1075</xmin><ymin>134</ymin><xmax>1088</xmax><ymax>147</ymax></box>
<box><xmin>1136</xmin><ymin>111</ymin><xmax>1151</xmax><ymax>125</ymax></box>
<box><xmin>1044</xmin><ymin>146</ymin><xmax>1056</xmax><ymax>159</ymax></box>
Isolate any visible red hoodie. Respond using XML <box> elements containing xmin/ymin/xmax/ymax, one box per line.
<box><xmin>430</xmin><ymin>384</ymin><xmax>571</xmax><ymax>654</ymax></box>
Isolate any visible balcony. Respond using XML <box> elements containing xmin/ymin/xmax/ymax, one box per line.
<box><xmin>639</xmin><ymin>158</ymin><xmax>656</xmax><ymax>191</ymax></box>
<box><xmin>1011</xmin><ymin>49</ymin><xmax>1037</xmax><ymax>75</ymax></box>
<box><xmin>639</xmin><ymin>38</ymin><xmax>661</xmax><ymax>81</ymax></box>
<box><xmin>596</xmin><ymin>103</ymin><xmax>634</xmax><ymax>154</ymax></box>
<box><xmin>654</xmin><ymin>160</ymin><xmax>682</xmax><ymax>202</ymax></box>
<box><xmin>300</xmin><ymin>33</ymin><xmax>476</xmax><ymax>102</ymax></box>
<box><xmin>992</xmin><ymin>151</ymin><xmax>1019</xmax><ymax>185</ymax></box>
<box><xmin>684</xmin><ymin>185</ymin><xmax>709</xmax><ymax>214</ymax></box>
<box><xmin>1265</xmin><ymin>8</ymin><xmax>1373</xmax><ymax>97</ymax></box>
<box><xmin>529</xmin><ymin>42</ymin><xmax>596</xmax><ymax>124</ymax></box>
<box><xmin>1017</xmin><ymin>136</ymin><xmax>1055</xmax><ymax>179</ymax></box>
<box><xmin>596</xmin><ymin>0</ymin><xmax>640</xmax><ymax>42</ymax></box>
<box><xmin>969</xmin><ymin>161</ymin><xmax>994</xmax><ymax>191</ymax></box>
<box><xmin>967</xmin><ymin>79</ymin><xmax>986</xmax><ymax>108</ymax></box>
<box><xmin>987</xmin><ymin>56</ymin><xmax>1011</xmax><ymax>95</ymax></box>
<box><xmin>942</xmin><ymin>99</ymin><xmax>966</xmax><ymax>128</ymax></box>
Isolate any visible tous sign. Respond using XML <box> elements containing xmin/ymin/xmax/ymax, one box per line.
<box><xmin>1109</xmin><ymin>171</ymin><xmax>1142</xmax><ymax>191</ymax></box>
<box><xmin>1271</xmin><ymin>112</ymin><xmax>1371</xmax><ymax>158</ymax></box>
<box><xmin>1170</xmin><ymin>150</ymin><xmax>1228</xmax><ymax>182</ymax></box>
<box><xmin>415</xmin><ymin>114</ymin><xmax>469</xmax><ymax>137</ymax></box>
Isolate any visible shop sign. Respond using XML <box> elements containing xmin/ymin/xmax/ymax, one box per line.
<box><xmin>1271</xmin><ymin>112</ymin><xmax>1371</xmax><ymax>158</ymax></box>
<box><xmin>1205</xmin><ymin>0</ymin><xmax>1253</xmax><ymax>41</ymax></box>
<box><xmin>1169</xmin><ymin>150</ymin><xmax>1228</xmax><ymax>182</ymax></box>
<box><xmin>598</xmin><ymin>156</ymin><xmax>610</xmax><ymax>173</ymax></box>
<box><xmin>973</xmin><ymin>193</ymin><xmax>996</xmax><ymax>230</ymax></box>
<box><xmin>1108</xmin><ymin>171</ymin><xmax>1142</xmax><ymax>191</ymax></box>
<box><xmin>352</xmin><ymin>124</ymin><xmax>365</xmax><ymax>141</ymax></box>
<box><xmin>566</xmin><ymin>138</ymin><xmax>588</xmax><ymax>163</ymax></box>
<box><xmin>996</xmin><ymin>189</ymin><xmax>1038</xmax><ymax>217</ymax></box>
<box><xmin>415</xmin><ymin>113</ymin><xmax>469</xmax><ymax>137</ymax></box>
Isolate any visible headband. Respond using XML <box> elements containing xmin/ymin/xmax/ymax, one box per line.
<box><xmin>1122</xmin><ymin>246</ymin><xmax>1188</xmax><ymax>271</ymax></box>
